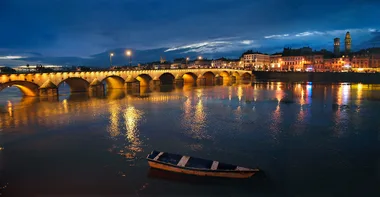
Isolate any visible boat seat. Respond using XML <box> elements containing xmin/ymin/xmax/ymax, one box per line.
<box><xmin>235</xmin><ymin>166</ymin><xmax>250</xmax><ymax>171</ymax></box>
<box><xmin>211</xmin><ymin>161</ymin><xmax>219</xmax><ymax>170</ymax></box>
<box><xmin>153</xmin><ymin>152</ymin><xmax>164</xmax><ymax>161</ymax></box>
<box><xmin>177</xmin><ymin>156</ymin><xmax>190</xmax><ymax>167</ymax></box>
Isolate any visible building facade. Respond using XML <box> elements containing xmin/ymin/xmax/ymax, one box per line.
<box><xmin>269</xmin><ymin>54</ymin><xmax>283</xmax><ymax>71</ymax></box>
<box><xmin>242</xmin><ymin>52</ymin><xmax>270</xmax><ymax>70</ymax></box>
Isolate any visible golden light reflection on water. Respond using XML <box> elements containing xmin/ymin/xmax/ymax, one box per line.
<box><xmin>181</xmin><ymin>89</ymin><xmax>209</xmax><ymax>141</ymax></box>
<box><xmin>270</xmin><ymin>98</ymin><xmax>282</xmax><ymax>142</ymax></box>
<box><xmin>62</xmin><ymin>99</ymin><xmax>68</xmax><ymax>114</ymax></box>
<box><xmin>7</xmin><ymin>101</ymin><xmax>12</xmax><ymax>117</ymax></box>
<box><xmin>123</xmin><ymin>105</ymin><xmax>144</xmax><ymax>158</ymax></box>
<box><xmin>337</xmin><ymin>84</ymin><xmax>351</xmax><ymax>105</ymax></box>
<box><xmin>124</xmin><ymin>106</ymin><xmax>143</xmax><ymax>142</ymax></box>
<box><xmin>237</xmin><ymin>86</ymin><xmax>243</xmax><ymax>102</ymax></box>
<box><xmin>356</xmin><ymin>83</ymin><xmax>363</xmax><ymax>107</ymax></box>
<box><xmin>333</xmin><ymin>84</ymin><xmax>352</xmax><ymax>137</ymax></box>
<box><xmin>108</xmin><ymin>102</ymin><xmax>121</xmax><ymax>137</ymax></box>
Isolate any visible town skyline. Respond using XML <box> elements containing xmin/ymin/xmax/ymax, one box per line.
<box><xmin>1</xmin><ymin>0</ymin><xmax>380</xmax><ymax>67</ymax></box>
<box><xmin>1</xmin><ymin>29</ymin><xmax>379</xmax><ymax>68</ymax></box>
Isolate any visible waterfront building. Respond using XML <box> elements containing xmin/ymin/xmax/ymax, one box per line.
<box><xmin>351</xmin><ymin>54</ymin><xmax>370</xmax><ymax>72</ymax></box>
<box><xmin>269</xmin><ymin>53</ymin><xmax>283</xmax><ymax>71</ymax></box>
<box><xmin>211</xmin><ymin>58</ymin><xmax>241</xmax><ymax>69</ymax></box>
<box><xmin>242</xmin><ymin>50</ymin><xmax>270</xmax><ymax>70</ymax></box>
<box><xmin>323</xmin><ymin>59</ymin><xmax>333</xmax><ymax>71</ymax></box>
<box><xmin>282</xmin><ymin>56</ymin><xmax>305</xmax><ymax>71</ymax></box>
<box><xmin>211</xmin><ymin>58</ymin><xmax>229</xmax><ymax>68</ymax></box>
<box><xmin>189</xmin><ymin>59</ymin><xmax>212</xmax><ymax>68</ymax></box>
<box><xmin>302</xmin><ymin>54</ymin><xmax>325</xmax><ymax>72</ymax></box>
<box><xmin>330</xmin><ymin>56</ymin><xmax>351</xmax><ymax>72</ymax></box>
<box><xmin>313</xmin><ymin>54</ymin><xmax>325</xmax><ymax>71</ymax></box>
<box><xmin>14</xmin><ymin>65</ymin><xmax>67</xmax><ymax>72</ymax></box>
<box><xmin>171</xmin><ymin>58</ymin><xmax>187</xmax><ymax>69</ymax></box>
<box><xmin>350</xmin><ymin>48</ymin><xmax>380</xmax><ymax>72</ymax></box>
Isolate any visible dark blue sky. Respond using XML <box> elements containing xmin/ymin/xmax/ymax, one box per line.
<box><xmin>0</xmin><ymin>0</ymin><xmax>379</xmax><ymax>66</ymax></box>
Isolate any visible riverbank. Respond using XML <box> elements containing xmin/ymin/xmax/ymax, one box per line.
<box><xmin>252</xmin><ymin>71</ymin><xmax>380</xmax><ymax>84</ymax></box>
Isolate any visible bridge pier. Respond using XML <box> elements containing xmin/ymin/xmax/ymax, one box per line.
<box><xmin>39</xmin><ymin>80</ymin><xmax>58</xmax><ymax>97</ymax></box>
<box><xmin>215</xmin><ymin>76</ymin><xmax>223</xmax><ymax>85</ymax></box>
<box><xmin>174</xmin><ymin>78</ymin><xmax>184</xmax><ymax>86</ymax></box>
<box><xmin>89</xmin><ymin>80</ymin><xmax>104</xmax><ymax>94</ymax></box>
<box><xmin>197</xmin><ymin>76</ymin><xmax>206</xmax><ymax>86</ymax></box>
<box><xmin>231</xmin><ymin>76</ymin><xmax>237</xmax><ymax>84</ymax></box>
<box><xmin>125</xmin><ymin>81</ymin><xmax>140</xmax><ymax>94</ymax></box>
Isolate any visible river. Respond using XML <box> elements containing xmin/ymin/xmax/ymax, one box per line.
<box><xmin>0</xmin><ymin>83</ymin><xmax>379</xmax><ymax>196</ymax></box>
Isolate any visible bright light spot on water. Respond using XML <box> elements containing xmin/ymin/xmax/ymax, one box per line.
<box><xmin>124</xmin><ymin>106</ymin><xmax>143</xmax><ymax>142</ymax></box>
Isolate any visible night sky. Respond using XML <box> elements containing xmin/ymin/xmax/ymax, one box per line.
<box><xmin>0</xmin><ymin>0</ymin><xmax>379</xmax><ymax>66</ymax></box>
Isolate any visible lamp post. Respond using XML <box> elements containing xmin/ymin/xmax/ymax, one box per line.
<box><xmin>109</xmin><ymin>53</ymin><xmax>114</xmax><ymax>68</ymax></box>
<box><xmin>126</xmin><ymin>50</ymin><xmax>132</xmax><ymax>66</ymax></box>
<box><xmin>186</xmin><ymin>57</ymin><xmax>189</xmax><ymax>68</ymax></box>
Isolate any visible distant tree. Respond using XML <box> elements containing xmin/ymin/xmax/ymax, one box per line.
<box><xmin>0</xmin><ymin>67</ymin><xmax>16</xmax><ymax>73</ymax></box>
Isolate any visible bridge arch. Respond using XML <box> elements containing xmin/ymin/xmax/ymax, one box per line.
<box><xmin>0</xmin><ymin>81</ymin><xmax>39</xmax><ymax>96</ymax></box>
<box><xmin>159</xmin><ymin>73</ymin><xmax>175</xmax><ymax>85</ymax></box>
<box><xmin>102</xmin><ymin>75</ymin><xmax>125</xmax><ymax>89</ymax></box>
<box><xmin>219</xmin><ymin>71</ymin><xmax>231</xmax><ymax>81</ymax></box>
<box><xmin>202</xmin><ymin>71</ymin><xmax>216</xmax><ymax>86</ymax></box>
<box><xmin>57</xmin><ymin>77</ymin><xmax>90</xmax><ymax>92</ymax></box>
<box><xmin>136</xmin><ymin>74</ymin><xmax>152</xmax><ymax>87</ymax></box>
<box><xmin>232</xmin><ymin>71</ymin><xmax>241</xmax><ymax>81</ymax></box>
<box><xmin>182</xmin><ymin>72</ymin><xmax>197</xmax><ymax>84</ymax></box>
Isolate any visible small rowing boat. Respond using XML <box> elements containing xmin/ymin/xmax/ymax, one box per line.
<box><xmin>146</xmin><ymin>150</ymin><xmax>260</xmax><ymax>178</ymax></box>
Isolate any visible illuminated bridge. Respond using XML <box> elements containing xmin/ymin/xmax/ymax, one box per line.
<box><xmin>0</xmin><ymin>69</ymin><xmax>253</xmax><ymax>97</ymax></box>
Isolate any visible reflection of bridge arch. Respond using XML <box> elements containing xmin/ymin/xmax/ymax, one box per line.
<box><xmin>102</xmin><ymin>75</ymin><xmax>125</xmax><ymax>89</ymax></box>
<box><xmin>241</xmin><ymin>72</ymin><xmax>252</xmax><ymax>81</ymax></box>
<box><xmin>0</xmin><ymin>81</ymin><xmax>39</xmax><ymax>96</ymax></box>
<box><xmin>159</xmin><ymin>73</ymin><xmax>175</xmax><ymax>85</ymax></box>
<box><xmin>202</xmin><ymin>71</ymin><xmax>215</xmax><ymax>86</ymax></box>
<box><xmin>58</xmin><ymin>77</ymin><xmax>90</xmax><ymax>92</ymax></box>
<box><xmin>136</xmin><ymin>74</ymin><xmax>152</xmax><ymax>87</ymax></box>
<box><xmin>182</xmin><ymin>72</ymin><xmax>198</xmax><ymax>84</ymax></box>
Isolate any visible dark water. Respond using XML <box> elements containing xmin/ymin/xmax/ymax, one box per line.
<box><xmin>0</xmin><ymin>83</ymin><xmax>379</xmax><ymax>197</ymax></box>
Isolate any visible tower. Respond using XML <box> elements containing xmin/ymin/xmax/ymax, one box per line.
<box><xmin>345</xmin><ymin>32</ymin><xmax>351</xmax><ymax>54</ymax></box>
<box><xmin>334</xmin><ymin>38</ymin><xmax>340</xmax><ymax>56</ymax></box>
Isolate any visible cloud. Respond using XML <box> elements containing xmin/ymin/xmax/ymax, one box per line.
<box><xmin>265</xmin><ymin>28</ymin><xmax>379</xmax><ymax>40</ymax></box>
<box><xmin>164</xmin><ymin>38</ymin><xmax>260</xmax><ymax>54</ymax></box>
<box><xmin>1</xmin><ymin>0</ymin><xmax>380</xmax><ymax>57</ymax></box>
<box><xmin>0</xmin><ymin>56</ymin><xmax>25</xmax><ymax>60</ymax></box>
<box><xmin>264</xmin><ymin>34</ymin><xmax>290</xmax><ymax>39</ymax></box>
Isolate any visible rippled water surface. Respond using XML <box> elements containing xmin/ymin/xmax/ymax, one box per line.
<box><xmin>0</xmin><ymin>83</ymin><xmax>379</xmax><ymax>197</ymax></box>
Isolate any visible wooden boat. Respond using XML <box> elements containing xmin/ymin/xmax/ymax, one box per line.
<box><xmin>146</xmin><ymin>150</ymin><xmax>260</xmax><ymax>179</ymax></box>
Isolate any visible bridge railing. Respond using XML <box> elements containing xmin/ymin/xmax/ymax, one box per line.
<box><xmin>0</xmin><ymin>68</ymin><xmax>251</xmax><ymax>75</ymax></box>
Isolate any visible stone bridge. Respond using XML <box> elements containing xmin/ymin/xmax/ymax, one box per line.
<box><xmin>0</xmin><ymin>68</ymin><xmax>253</xmax><ymax>97</ymax></box>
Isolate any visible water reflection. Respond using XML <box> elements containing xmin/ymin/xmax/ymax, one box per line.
<box><xmin>108</xmin><ymin>101</ymin><xmax>121</xmax><ymax>137</ymax></box>
<box><xmin>181</xmin><ymin>88</ymin><xmax>209</xmax><ymax>142</ymax></box>
<box><xmin>333</xmin><ymin>84</ymin><xmax>353</xmax><ymax>137</ymax></box>
<box><xmin>123</xmin><ymin>105</ymin><xmax>144</xmax><ymax>159</ymax></box>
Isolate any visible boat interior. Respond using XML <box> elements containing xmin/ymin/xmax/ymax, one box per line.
<box><xmin>147</xmin><ymin>150</ymin><xmax>244</xmax><ymax>171</ymax></box>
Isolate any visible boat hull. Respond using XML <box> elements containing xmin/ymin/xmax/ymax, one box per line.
<box><xmin>148</xmin><ymin>161</ymin><xmax>256</xmax><ymax>179</ymax></box>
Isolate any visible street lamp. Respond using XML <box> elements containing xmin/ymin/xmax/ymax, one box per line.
<box><xmin>126</xmin><ymin>50</ymin><xmax>132</xmax><ymax>66</ymax></box>
<box><xmin>109</xmin><ymin>53</ymin><xmax>114</xmax><ymax>68</ymax></box>
<box><xmin>198</xmin><ymin>56</ymin><xmax>202</xmax><ymax>60</ymax></box>
<box><xmin>186</xmin><ymin>57</ymin><xmax>189</xmax><ymax>68</ymax></box>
